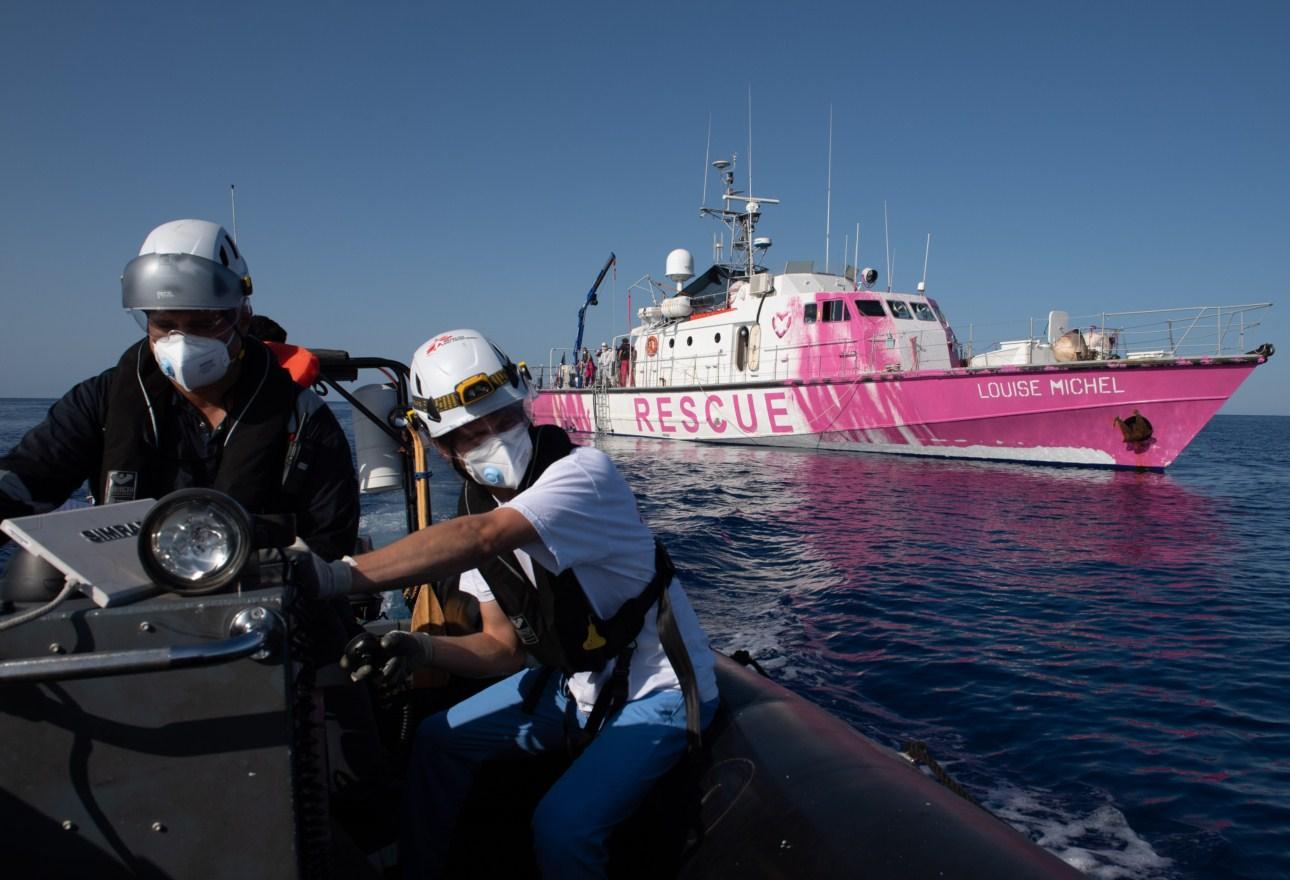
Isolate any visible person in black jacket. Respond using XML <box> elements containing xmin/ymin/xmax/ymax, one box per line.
<box><xmin>0</xmin><ymin>219</ymin><xmax>358</xmax><ymax>561</ymax></box>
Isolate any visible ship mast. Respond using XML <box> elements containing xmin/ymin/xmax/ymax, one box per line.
<box><xmin>699</xmin><ymin>156</ymin><xmax>779</xmax><ymax>280</ymax></box>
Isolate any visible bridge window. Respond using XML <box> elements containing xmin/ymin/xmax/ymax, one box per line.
<box><xmin>887</xmin><ymin>300</ymin><xmax>913</xmax><ymax>320</ymax></box>
<box><xmin>912</xmin><ymin>302</ymin><xmax>936</xmax><ymax>321</ymax></box>
<box><xmin>804</xmin><ymin>303</ymin><xmax>817</xmax><ymax>323</ymax></box>
<box><xmin>854</xmin><ymin>299</ymin><xmax>886</xmax><ymax>317</ymax></box>
<box><xmin>822</xmin><ymin>300</ymin><xmax>849</xmax><ymax>322</ymax></box>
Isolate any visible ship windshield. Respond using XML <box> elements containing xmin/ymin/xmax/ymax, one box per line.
<box><xmin>912</xmin><ymin>302</ymin><xmax>936</xmax><ymax>321</ymax></box>
<box><xmin>888</xmin><ymin>300</ymin><xmax>913</xmax><ymax>319</ymax></box>
<box><xmin>682</xmin><ymin>264</ymin><xmax>741</xmax><ymax>313</ymax></box>
<box><xmin>854</xmin><ymin>299</ymin><xmax>886</xmax><ymax>317</ymax></box>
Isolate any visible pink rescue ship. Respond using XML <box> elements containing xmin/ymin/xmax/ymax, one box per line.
<box><xmin>533</xmin><ymin>158</ymin><xmax>1274</xmax><ymax>469</ymax></box>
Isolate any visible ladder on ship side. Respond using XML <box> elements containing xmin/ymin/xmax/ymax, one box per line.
<box><xmin>592</xmin><ymin>385</ymin><xmax>611</xmax><ymax>434</ymax></box>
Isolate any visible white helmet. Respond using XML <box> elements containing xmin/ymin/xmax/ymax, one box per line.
<box><xmin>409</xmin><ymin>329</ymin><xmax>529</xmax><ymax>438</ymax></box>
<box><xmin>121</xmin><ymin>219</ymin><xmax>252</xmax><ymax>313</ymax></box>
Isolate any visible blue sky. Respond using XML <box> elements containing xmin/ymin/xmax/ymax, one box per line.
<box><xmin>2</xmin><ymin>1</ymin><xmax>1286</xmax><ymax>414</ymax></box>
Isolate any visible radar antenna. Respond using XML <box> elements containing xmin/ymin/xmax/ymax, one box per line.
<box><xmin>920</xmin><ymin>233</ymin><xmax>932</xmax><ymax>292</ymax></box>
<box><xmin>700</xmin><ymin>113</ymin><xmax>712</xmax><ymax>214</ymax></box>
<box><xmin>229</xmin><ymin>185</ymin><xmax>239</xmax><ymax>243</ymax></box>
<box><xmin>699</xmin><ymin>154</ymin><xmax>780</xmax><ymax>280</ymax></box>
<box><xmin>884</xmin><ymin>201</ymin><xmax>892</xmax><ymax>292</ymax></box>
<box><xmin>824</xmin><ymin>105</ymin><xmax>833</xmax><ymax>273</ymax></box>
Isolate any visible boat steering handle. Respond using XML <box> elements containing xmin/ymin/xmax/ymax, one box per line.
<box><xmin>0</xmin><ymin>605</ymin><xmax>285</xmax><ymax>686</ymax></box>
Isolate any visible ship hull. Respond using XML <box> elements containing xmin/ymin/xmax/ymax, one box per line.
<box><xmin>534</xmin><ymin>356</ymin><xmax>1265</xmax><ymax>469</ymax></box>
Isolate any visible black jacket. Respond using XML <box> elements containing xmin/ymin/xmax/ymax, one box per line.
<box><xmin>0</xmin><ymin>342</ymin><xmax>359</xmax><ymax>561</ymax></box>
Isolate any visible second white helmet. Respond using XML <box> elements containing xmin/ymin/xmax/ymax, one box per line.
<box><xmin>409</xmin><ymin>329</ymin><xmax>529</xmax><ymax>438</ymax></box>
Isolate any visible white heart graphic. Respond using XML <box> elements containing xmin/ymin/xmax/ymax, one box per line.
<box><xmin>772</xmin><ymin>310</ymin><xmax>792</xmax><ymax>338</ymax></box>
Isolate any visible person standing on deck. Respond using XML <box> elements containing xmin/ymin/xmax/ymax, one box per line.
<box><xmin>289</xmin><ymin>328</ymin><xmax>719</xmax><ymax>879</ymax></box>
<box><xmin>617</xmin><ymin>337</ymin><xmax>632</xmax><ymax>387</ymax></box>
<box><xmin>596</xmin><ymin>342</ymin><xmax>614</xmax><ymax>387</ymax></box>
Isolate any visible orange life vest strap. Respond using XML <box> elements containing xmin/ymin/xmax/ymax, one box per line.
<box><xmin>264</xmin><ymin>341</ymin><xmax>321</xmax><ymax>388</ymax></box>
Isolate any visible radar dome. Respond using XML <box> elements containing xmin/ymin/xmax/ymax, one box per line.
<box><xmin>666</xmin><ymin>249</ymin><xmax>694</xmax><ymax>284</ymax></box>
<box><xmin>665</xmin><ymin>249</ymin><xmax>696</xmax><ymax>282</ymax></box>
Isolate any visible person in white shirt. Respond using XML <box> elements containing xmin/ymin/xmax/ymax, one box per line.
<box><xmin>596</xmin><ymin>342</ymin><xmax>615</xmax><ymax>386</ymax></box>
<box><xmin>293</xmin><ymin>328</ymin><xmax>718</xmax><ymax>879</ymax></box>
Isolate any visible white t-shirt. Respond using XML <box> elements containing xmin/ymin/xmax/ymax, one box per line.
<box><xmin>457</xmin><ymin>445</ymin><xmax>718</xmax><ymax>714</ymax></box>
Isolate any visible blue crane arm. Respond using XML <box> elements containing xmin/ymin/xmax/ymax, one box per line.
<box><xmin>573</xmin><ymin>252</ymin><xmax>616</xmax><ymax>356</ymax></box>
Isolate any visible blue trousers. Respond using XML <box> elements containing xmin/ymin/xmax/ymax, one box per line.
<box><xmin>402</xmin><ymin>666</ymin><xmax>716</xmax><ymax>879</ymax></box>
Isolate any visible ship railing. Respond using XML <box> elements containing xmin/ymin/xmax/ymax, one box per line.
<box><xmin>545</xmin><ymin>347</ymin><xmax>575</xmax><ymax>389</ymax></box>
<box><xmin>960</xmin><ymin>303</ymin><xmax>1272</xmax><ymax>364</ymax></box>
<box><xmin>626</xmin><ymin>327</ymin><xmax>953</xmax><ymax>387</ymax></box>
<box><xmin>545</xmin><ymin>342</ymin><xmax>634</xmax><ymax>390</ymax></box>
<box><xmin>1091</xmin><ymin>303</ymin><xmax>1272</xmax><ymax>358</ymax></box>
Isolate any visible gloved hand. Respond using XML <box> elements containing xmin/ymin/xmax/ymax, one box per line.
<box><xmin>340</xmin><ymin>630</ymin><xmax>436</xmax><ymax>683</ymax></box>
<box><xmin>285</xmin><ymin>545</ymin><xmax>357</xmax><ymax>599</ymax></box>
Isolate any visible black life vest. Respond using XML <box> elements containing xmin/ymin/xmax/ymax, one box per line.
<box><xmin>460</xmin><ymin>423</ymin><xmax>702</xmax><ymax>750</ymax></box>
<box><xmin>460</xmin><ymin>424</ymin><xmax>672</xmax><ymax>676</ymax></box>
<box><xmin>97</xmin><ymin>337</ymin><xmax>302</xmax><ymax>511</ymax></box>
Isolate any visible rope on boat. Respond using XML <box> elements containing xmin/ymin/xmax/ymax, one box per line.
<box><xmin>286</xmin><ymin>596</ymin><xmax>334</xmax><ymax>879</ymax></box>
<box><xmin>0</xmin><ymin>579</ymin><xmax>78</xmax><ymax>632</ymax></box>
<box><xmin>729</xmin><ymin>648</ymin><xmax>770</xmax><ymax>678</ymax></box>
<box><xmin>901</xmin><ymin>740</ymin><xmax>979</xmax><ymax>807</ymax></box>
<box><xmin>401</xmin><ymin>416</ymin><xmax>434</xmax><ymax>613</ymax></box>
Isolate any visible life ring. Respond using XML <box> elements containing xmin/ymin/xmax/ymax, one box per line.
<box><xmin>646</xmin><ymin>335</ymin><xmax>659</xmax><ymax>357</ymax></box>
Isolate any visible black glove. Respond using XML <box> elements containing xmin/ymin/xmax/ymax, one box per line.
<box><xmin>284</xmin><ymin>544</ymin><xmax>356</xmax><ymax>598</ymax></box>
<box><xmin>340</xmin><ymin>632</ymin><xmax>388</xmax><ymax>682</ymax></box>
<box><xmin>340</xmin><ymin>630</ymin><xmax>436</xmax><ymax>683</ymax></box>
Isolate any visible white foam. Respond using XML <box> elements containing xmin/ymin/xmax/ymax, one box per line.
<box><xmin>987</xmin><ymin>785</ymin><xmax>1171</xmax><ymax>878</ymax></box>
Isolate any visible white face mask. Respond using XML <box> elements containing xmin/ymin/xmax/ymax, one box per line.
<box><xmin>459</xmin><ymin>423</ymin><xmax>533</xmax><ymax>489</ymax></box>
<box><xmin>152</xmin><ymin>331</ymin><xmax>233</xmax><ymax>392</ymax></box>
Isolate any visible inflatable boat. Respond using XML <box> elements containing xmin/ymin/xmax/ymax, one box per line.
<box><xmin>0</xmin><ymin>351</ymin><xmax>1079</xmax><ymax>878</ymax></box>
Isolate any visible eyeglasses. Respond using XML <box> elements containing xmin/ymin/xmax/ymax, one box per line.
<box><xmin>411</xmin><ymin>367</ymin><xmax>512</xmax><ymax>423</ymax></box>
<box><xmin>145</xmin><ymin>310</ymin><xmax>237</xmax><ymax>338</ymax></box>
<box><xmin>439</xmin><ymin>403</ymin><xmax>527</xmax><ymax>453</ymax></box>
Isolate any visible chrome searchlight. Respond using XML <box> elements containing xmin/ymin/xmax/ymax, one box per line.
<box><xmin>138</xmin><ymin>489</ymin><xmax>252</xmax><ymax>594</ymax></box>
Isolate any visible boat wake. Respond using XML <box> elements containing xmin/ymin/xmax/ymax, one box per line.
<box><xmin>987</xmin><ymin>785</ymin><xmax>1173</xmax><ymax>879</ymax></box>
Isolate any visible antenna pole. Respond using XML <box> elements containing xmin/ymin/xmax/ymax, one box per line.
<box><xmin>701</xmin><ymin>113</ymin><xmax>712</xmax><ymax>211</ymax></box>
<box><xmin>855</xmin><ymin>222</ymin><xmax>861</xmax><ymax>273</ymax></box>
<box><xmin>883</xmin><ymin>201</ymin><xmax>892</xmax><ymax>292</ymax></box>
<box><xmin>824</xmin><ymin>105</ymin><xmax>833</xmax><ymax>273</ymax></box>
<box><xmin>230</xmin><ymin>185</ymin><xmax>239</xmax><ymax>242</ymax></box>
<box><xmin>747</xmin><ymin>85</ymin><xmax>753</xmax><ymax>198</ymax></box>
<box><xmin>921</xmin><ymin>233</ymin><xmax>931</xmax><ymax>287</ymax></box>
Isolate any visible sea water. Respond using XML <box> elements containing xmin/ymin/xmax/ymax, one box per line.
<box><xmin>2</xmin><ymin>399</ymin><xmax>1287</xmax><ymax>880</ymax></box>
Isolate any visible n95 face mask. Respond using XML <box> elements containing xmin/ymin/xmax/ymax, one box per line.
<box><xmin>152</xmin><ymin>332</ymin><xmax>233</xmax><ymax>392</ymax></box>
<box><xmin>459</xmin><ymin>423</ymin><xmax>533</xmax><ymax>489</ymax></box>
